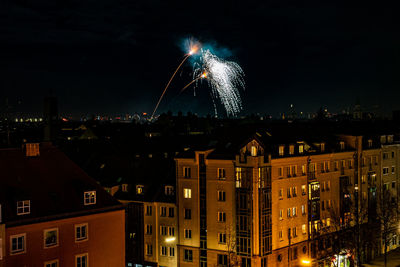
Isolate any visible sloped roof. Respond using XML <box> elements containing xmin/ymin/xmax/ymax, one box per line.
<box><xmin>0</xmin><ymin>143</ymin><xmax>123</xmax><ymax>227</ymax></box>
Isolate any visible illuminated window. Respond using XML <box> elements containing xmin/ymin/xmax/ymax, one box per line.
<box><xmin>287</xmin><ymin>208</ymin><xmax>291</xmax><ymax>218</ymax></box>
<box><xmin>302</xmin><ymin>185</ymin><xmax>306</xmax><ymax>195</ymax></box>
<box><xmin>45</xmin><ymin>259</ymin><xmax>59</xmax><ymax>267</ymax></box>
<box><xmin>84</xmin><ymin>191</ymin><xmax>96</xmax><ymax>205</ymax></box>
<box><xmin>136</xmin><ymin>185</ymin><xmax>144</xmax><ymax>195</ymax></box>
<box><xmin>301</xmin><ymin>205</ymin><xmax>306</xmax><ymax>215</ymax></box>
<box><xmin>183</xmin><ymin>167</ymin><xmax>191</xmax><ymax>178</ymax></box>
<box><xmin>292</xmin><ymin>207</ymin><xmax>297</xmax><ymax>216</ymax></box>
<box><xmin>218</xmin><ymin>168</ymin><xmax>226</xmax><ymax>179</ymax></box>
<box><xmin>302</xmin><ymin>165</ymin><xmax>306</xmax><ymax>175</ymax></box>
<box><xmin>184</xmin><ymin>188</ymin><xmax>191</xmax><ymax>199</ymax></box>
<box><xmin>362</xmin><ymin>175</ymin><xmax>366</xmax><ymax>183</ymax></box>
<box><xmin>279</xmin><ymin>145</ymin><xmax>285</xmax><ymax>156</ymax></box>
<box><xmin>302</xmin><ymin>224</ymin><xmax>306</xmax><ymax>234</ymax></box>
<box><xmin>10</xmin><ymin>233</ymin><xmax>26</xmax><ymax>254</ymax></box>
<box><xmin>279</xmin><ymin>209</ymin><xmax>283</xmax><ymax>220</ymax></box>
<box><xmin>235</xmin><ymin>168</ymin><xmax>242</xmax><ymax>188</ymax></box>
<box><xmin>251</xmin><ymin>146</ymin><xmax>257</xmax><ymax>156</ymax></box>
<box><xmin>299</xmin><ymin>145</ymin><xmax>304</xmax><ymax>154</ymax></box>
<box><xmin>44</xmin><ymin>228</ymin><xmax>58</xmax><ymax>248</ymax></box>
<box><xmin>76</xmin><ymin>253</ymin><xmax>88</xmax><ymax>267</ymax></box>
<box><xmin>17</xmin><ymin>200</ymin><xmax>30</xmax><ymax>215</ymax></box>
<box><xmin>292</xmin><ymin>186</ymin><xmax>297</xmax><ymax>197</ymax></box>
<box><xmin>289</xmin><ymin>145</ymin><xmax>294</xmax><ymax>155</ymax></box>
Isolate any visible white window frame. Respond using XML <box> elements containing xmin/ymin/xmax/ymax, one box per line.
<box><xmin>75</xmin><ymin>253</ymin><xmax>88</xmax><ymax>267</ymax></box>
<box><xmin>75</xmin><ymin>223</ymin><xmax>88</xmax><ymax>242</ymax></box>
<box><xmin>84</xmin><ymin>191</ymin><xmax>96</xmax><ymax>205</ymax></box>
<box><xmin>43</xmin><ymin>228</ymin><xmax>59</xmax><ymax>248</ymax></box>
<box><xmin>17</xmin><ymin>200</ymin><xmax>30</xmax><ymax>215</ymax></box>
<box><xmin>10</xmin><ymin>233</ymin><xmax>26</xmax><ymax>255</ymax></box>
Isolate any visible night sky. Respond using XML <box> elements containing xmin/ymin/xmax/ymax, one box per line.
<box><xmin>1</xmin><ymin>1</ymin><xmax>399</xmax><ymax>117</ymax></box>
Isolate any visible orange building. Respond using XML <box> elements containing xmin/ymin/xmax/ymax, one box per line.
<box><xmin>0</xmin><ymin>143</ymin><xmax>125</xmax><ymax>267</ymax></box>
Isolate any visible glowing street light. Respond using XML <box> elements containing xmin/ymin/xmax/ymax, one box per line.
<box><xmin>165</xmin><ymin>237</ymin><xmax>176</xmax><ymax>242</ymax></box>
<box><xmin>301</xmin><ymin>259</ymin><xmax>311</xmax><ymax>265</ymax></box>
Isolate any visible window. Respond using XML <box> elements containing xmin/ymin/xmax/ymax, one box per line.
<box><xmin>392</xmin><ymin>181</ymin><xmax>396</xmax><ymax>189</ymax></box>
<box><xmin>292</xmin><ymin>186</ymin><xmax>297</xmax><ymax>197</ymax></box>
<box><xmin>183</xmin><ymin>167</ymin><xmax>191</xmax><ymax>178</ymax></box>
<box><xmin>45</xmin><ymin>260</ymin><xmax>59</xmax><ymax>267</ymax></box>
<box><xmin>279</xmin><ymin>209</ymin><xmax>283</xmax><ymax>220</ymax></box>
<box><xmin>302</xmin><ymin>185</ymin><xmax>306</xmax><ymax>195</ymax></box>
<box><xmin>218</xmin><ymin>191</ymin><xmax>226</xmax><ymax>201</ymax></box>
<box><xmin>136</xmin><ymin>185</ymin><xmax>144</xmax><ymax>195</ymax></box>
<box><xmin>146</xmin><ymin>224</ymin><xmax>152</xmax><ymax>235</ymax></box>
<box><xmin>76</xmin><ymin>253</ymin><xmax>88</xmax><ymax>267</ymax></box>
<box><xmin>279</xmin><ymin>230</ymin><xmax>283</xmax><ymax>240</ymax></box>
<box><xmin>368</xmin><ymin>139</ymin><xmax>373</xmax><ymax>148</ymax></box>
<box><xmin>279</xmin><ymin>145</ymin><xmax>285</xmax><ymax>156</ymax></box>
<box><xmin>287</xmin><ymin>187</ymin><xmax>291</xmax><ymax>198</ymax></box>
<box><xmin>340</xmin><ymin>141</ymin><xmax>345</xmax><ymax>150</ymax></box>
<box><xmin>146</xmin><ymin>244</ymin><xmax>153</xmax><ymax>255</ymax></box>
<box><xmin>169</xmin><ymin>247</ymin><xmax>175</xmax><ymax>257</ymax></box>
<box><xmin>165</xmin><ymin>185</ymin><xmax>174</xmax><ymax>196</ymax></box>
<box><xmin>299</xmin><ymin>145</ymin><xmax>304</xmax><ymax>154</ymax></box>
<box><xmin>184</xmin><ymin>188</ymin><xmax>192</xmax><ymax>198</ymax></box>
<box><xmin>392</xmin><ymin>166</ymin><xmax>396</xmax><ymax>174</ymax></box>
<box><xmin>292</xmin><ymin>227</ymin><xmax>297</xmax><ymax>237</ymax></box>
<box><xmin>326</xmin><ymin>218</ymin><xmax>331</xmax><ymax>227</ymax></box>
<box><xmin>279</xmin><ymin>188</ymin><xmax>283</xmax><ymax>199</ymax></box>
<box><xmin>168</xmin><ymin>207</ymin><xmax>174</xmax><ymax>217</ymax></box>
<box><xmin>218</xmin><ymin>212</ymin><xmax>226</xmax><ymax>222</ymax></box>
<box><xmin>292</xmin><ymin>207</ymin><xmax>297</xmax><ymax>216</ymax></box>
<box><xmin>161</xmin><ymin>226</ymin><xmax>167</xmax><ymax>236</ymax></box>
<box><xmin>323</xmin><ymin>161</ymin><xmax>329</xmax><ymax>172</ymax></box>
<box><xmin>44</xmin><ymin>228</ymin><xmax>58</xmax><ymax>248</ymax></box>
<box><xmin>321</xmin><ymin>200</ymin><xmax>325</xmax><ymax>210</ymax></box>
<box><xmin>184</xmin><ymin>249</ymin><xmax>193</xmax><ymax>262</ymax></box>
<box><xmin>327</xmin><ymin>181</ymin><xmax>330</xmax><ymax>191</ymax></box>
<box><xmin>251</xmin><ymin>146</ymin><xmax>257</xmax><ymax>156</ymax></box>
<box><xmin>301</xmin><ymin>205</ymin><xmax>306</xmax><ymax>215</ymax></box>
<box><xmin>335</xmin><ymin>161</ymin><xmax>339</xmax><ymax>170</ymax></box>
<box><xmin>160</xmin><ymin>206</ymin><xmax>167</xmax><ymax>217</ymax></box>
<box><xmin>168</xmin><ymin>227</ymin><xmax>175</xmax><ymax>236</ymax></box>
<box><xmin>121</xmin><ymin>184</ymin><xmax>128</xmax><ymax>192</ymax></box>
<box><xmin>184</xmin><ymin>208</ymin><xmax>191</xmax><ymax>219</ymax></box>
<box><xmin>302</xmin><ymin>224</ymin><xmax>306</xmax><ymax>234</ymax></box>
<box><xmin>327</xmin><ymin>200</ymin><xmax>331</xmax><ymax>209</ymax></box>
<box><xmin>10</xmin><ymin>234</ymin><xmax>26</xmax><ymax>254</ymax></box>
<box><xmin>302</xmin><ymin>165</ymin><xmax>306</xmax><ymax>175</ymax></box>
<box><xmin>362</xmin><ymin>192</ymin><xmax>367</xmax><ymax>201</ymax></box>
<box><xmin>321</xmin><ymin>182</ymin><xmax>325</xmax><ymax>192</ymax></box>
<box><xmin>383</xmin><ymin>167</ymin><xmax>389</xmax><ymax>175</ymax></box>
<box><xmin>84</xmin><ymin>191</ymin><xmax>96</xmax><ymax>205</ymax></box>
<box><xmin>185</xmin><ymin>229</ymin><xmax>192</xmax><ymax>239</ymax></box>
<box><xmin>218</xmin><ymin>254</ymin><xmax>228</xmax><ymax>266</ymax></box>
<box><xmin>381</xmin><ymin>135</ymin><xmax>387</xmax><ymax>144</ymax></box>
<box><xmin>291</xmin><ymin>165</ymin><xmax>297</xmax><ymax>176</ymax></box>
<box><xmin>75</xmin><ymin>224</ymin><xmax>88</xmax><ymax>241</ymax></box>
<box><xmin>235</xmin><ymin>167</ymin><xmax>242</xmax><ymax>188</ymax></box>
<box><xmin>286</xmin><ymin>166</ymin><xmax>291</xmax><ymax>177</ymax></box>
<box><xmin>383</xmin><ymin>153</ymin><xmax>389</xmax><ymax>160</ymax></box>
<box><xmin>392</xmin><ymin>151</ymin><xmax>395</xmax><ymax>158</ymax></box>
<box><xmin>278</xmin><ymin>167</ymin><xmax>283</xmax><ymax>177</ymax></box>
<box><xmin>287</xmin><ymin>208</ymin><xmax>291</xmax><ymax>218</ymax></box>
<box><xmin>218</xmin><ymin>233</ymin><xmax>227</xmax><ymax>244</ymax></box>
<box><xmin>17</xmin><ymin>200</ymin><xmax>30</xmax><ymax>215</ymax></box>
<box><xmin>161</xmin><ymin>246</ymin><xmax>167</xmax><ymax>256</ymax></box>
<box><xmin>218</xmin><ymin>168</ymin><xmax>226</xmax><ymax>179</ymax></box>
<box><xmin>349</xmin><ymin>160</ymin><xmax>353</xmax><ymax>169</ymax></box>
<box><xmin>146</xmin><ymin>205</ymin><xmax>152</xmax><ymax>216</ymax></box>
<box><xmin>321</xmin><ymin>143</ymin><xmax>325</xmax><ymax>152</ymax></box>
<box><xmin>289</xmin><ymin>145</ymin><xmax>294</xmax><ymax>155</ymax></box>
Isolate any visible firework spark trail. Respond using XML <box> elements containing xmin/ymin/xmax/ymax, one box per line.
<box><xmin>180</xmin><ymin>72</ymin><xmax>207</xmax><ymax>94</ymax></box>
<box><xmin>197</xmin><ymin>49</ymin><xmax>245</xmax><ymax>116</ymax></box>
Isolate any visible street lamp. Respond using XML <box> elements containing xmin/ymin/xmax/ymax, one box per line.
<box><xmin>301</xmin><ymin>259</ymin><xmax>311</xmax><ymax>265</ymax></box>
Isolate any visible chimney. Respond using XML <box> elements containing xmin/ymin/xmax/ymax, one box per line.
<box><xmin>25</xmin><ymin>143</ymin><xmax>40</xmax><ymax>157</ymax></box>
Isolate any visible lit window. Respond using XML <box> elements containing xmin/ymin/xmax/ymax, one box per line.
<box><xmin>302</xmin><ymin>185</ymin><xmax>306</xmax><ymax>195</ymax></box>
<box><xmin>279</xmin><ymin>145</ymin><xmax>285</xmax><ymax>156</ymax></box>
<box><xmin>17</xmin><ymin>200</ymin><xmax>30</xmax><ymax>215</ymax></box>
<box><xmin>292</xmin><ymin>207</ymin><xmax>297</xmax><ymax>216</ymax></box>
<box><xmin>302</xmin><ymin>165</ymin><xmax>306</xmax><ymax>175</ymax></box>
<box><xmin>136</xmin><ymin>185</ymin><xmax>144</xmax><ymax>195</ymax></box>
<box><xmin>326</xmin><ymin>218</ymin><xmax>331</xmax><ymax>227</ymax></box>
<box><xmin>251</xmin><ymin>146</ymin><xmax>257</xmax><ymax>156</ymax></box>
<box><xmin>279</xmin><ymin>209</ymin><xmax>283</xmax><ymax>220</ymax></box>
<box><xmin>235</xmin><ymin>167</ymin><xmax>242</xmax><ymax>188</ymax></box>
<box><xmin>84</xmin><ymin>191</ymin><xmax>96</xmax><ymax>205</ymax></box>
<box><xmin>45</xmin><ymin>259</ymin><xmax>59</xmax><ymax>267</ymax></box>
<box><xmin>302</xmin><ymin>224</ymin><xmax>306</xmax><ymax>234</ymax></box>
<box><xmin>184</xmin><ymin>188</ymin><xmax>191</xmax><ymax>199</ymax></box>
<box><xmin>301</xmin><ymin>205</ymin><xmax>306</xmax><ymax>215</ymax></box>
<box><xmin>44</xmin><ymin>228</ymin><xmax>58</xmax><ymax>248</ymax></box>
<box><xmin>10</xmin><ymin>233</ymin><xmax>26</xmax><ymax>254</ymax></box>
<box><xmin>299</xmin><ymin>145</ymin><xmax>304</xmax><ymax>154</ymax></box>
<box><xmin>218</xmin><ymin>168</ymin><xmax>226</xmax><ymax>179</ymax></box>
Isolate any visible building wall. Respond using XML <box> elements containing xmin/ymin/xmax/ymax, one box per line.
<box><xmin>0</xmin><ymin>224</ymin><xmax>4</xmax><ymax>267</ymax></box>
<box><xmin>4</xmin><ymin>209</ymin><xmax>125</xmax><ymax>267</ymax></box>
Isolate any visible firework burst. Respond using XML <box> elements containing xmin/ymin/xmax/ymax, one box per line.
<box><xmin>194</xmin><ymin>49</ymin><xmax>245</xmax><ymax>117</ymax></box>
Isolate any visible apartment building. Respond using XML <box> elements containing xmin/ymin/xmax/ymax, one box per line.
<box><xmin>0</xmin><ymin>143</ymin><xmax>125</xmax><ymax>267</ymax></box>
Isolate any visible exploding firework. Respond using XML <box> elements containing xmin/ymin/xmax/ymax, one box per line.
<box><xmin>151</xmin><ymin>40</ymin><xmax>200</xmax><ymax>119</ymax></box>
<box><xmin>194</xmin><ymin>49</ymin><xmax>245</xmax><ymax>116</ymax></box>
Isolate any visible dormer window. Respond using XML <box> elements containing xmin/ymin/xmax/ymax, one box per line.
<box><xmin>17</xmin><ymin>200</ymin><xmax>30</xmax><ymax>215</ymax></box>
<box><xmin>340</xmin><ymin>141</ymin><xmax>345</xmax><ymax>150</ymax></box>
<box><xmin>299</xmin><ymin>145</ymin><xmax>304</xmax><ymax>154</ymax></box>
<box><xmin>122</xmin><ymin>184</ymin><xmax>128</xmax><ymax>192</ymax></box>
<box><xmin>136</xmin><ymin>185</ymin><xmax>144</xmax><ymax>195</ymax></box>
<box><xmin>320</xmin><ymin>143</ymin><xmax>325</xmax><ymax>152</ymax></box>
<box><xmin>165</xmin><ymin>185</ymin><xmax>174</xmax><ymax>196</ymax></box>
<box><xmin>381</xmin><ymin>135</ymin><xmax>387</xmax><ymax>144</ymax></box>
<box><xmin>368</xmin><ymin>139</ymin><xmax>373</xmax><ymax>148</ymax></box>
<box><xmin>289</xmin><ymin>145</ymin><xmax>294</xmax><ymax>155</ymax></box>
<box><xmin>388</xmin><ymin>135</ymin><xmax>394</xmax><ymax>143</ymax></box>
<box><xmin>84</xmin><ymin>191</ymin><xmax>96</xmax><ymax>205</ymax></box>
<box><xmin>279</xmin><ymin>146</ymin><xmax>285</xmax><ymax>156</ymax></box>
<box><xmin>251</xmin><ymin>146</ymin><xmax>257</xmax><ymax>157</ymax></box>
